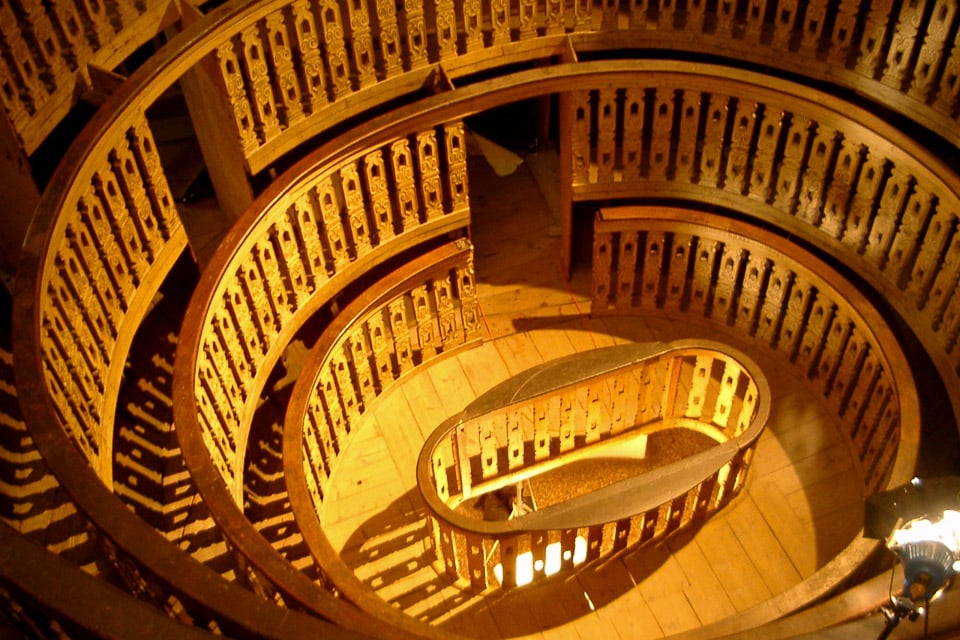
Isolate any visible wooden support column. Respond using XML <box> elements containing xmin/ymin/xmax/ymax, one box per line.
<box><xmin>558</xmin><ymin>38</ymin><xmax>579</xmax><ymax>277</ymax></box>
<box><xmin>177</xmin><ymin>3</ymin><xmax>253</xmax><ymax>221</ymax></box>
<box><xmin>0</xmin><ymin>115</ymin><xmax>40</xmax><ymax>272</ymax></box>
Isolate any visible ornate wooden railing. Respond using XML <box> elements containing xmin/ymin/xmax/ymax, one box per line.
<box><xmin>282</xmin><ymin>239</ymin><xmax>481</xmax><ymax>611</ymax></box>
<box><xmin>0</xmin><ymin>0</ymin><xmax>179</xmax><ymax>155</ymax></box>
<box><xmin>591</xmin><ymin>207</ymin><xmax>920</xmax><ymax>492</ymax></box>
<box><xmin>417</xmin><ymin>340</ymin><xmax>769</xmax><ymax>591</ymax></box>
<box><xmin>564</xmin><ymin>69</ymin><xmax>960</xmax><ymax>433</ymax></box>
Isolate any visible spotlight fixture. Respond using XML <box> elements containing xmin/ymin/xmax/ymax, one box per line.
<box><xmin>866</xmin><ymin>477</ymin><xmax>960</xmax><ymax>640</ymax></box>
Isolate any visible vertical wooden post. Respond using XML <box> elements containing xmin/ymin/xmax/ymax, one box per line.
<box><xmin>177</xmin><ymin>3</ymin><xmax>254</xmax><ymax>221</ymax></box>
<box><xmin>557</xmin><ymin>39</ymin><xmax>579</xmax><ymax>277</ymax></box>
<box><xmin>0</xmin><ymin>115</ymin><xmax>40</xmax><ymax>271</ymax></box>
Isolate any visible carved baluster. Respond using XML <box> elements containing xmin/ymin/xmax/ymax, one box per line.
<box><xmin>777</xmin><ymin>273</ymin><xmax>813</xmax><ymax>360</ymax></box>
<box><xmin>433</xmin><ymin>276</ymin><xmax>458</xmax><ymax>348</ymax></box>
<box><xmin>907</xmin><ymin>205</ymin><xmax>955</xmax><ymax>309</ymax></box>
<box><xmin>226</xmin><ymin>281</ymin><xmax>264</xmax><ymax>366</ymax></box>
<box><xmin>80</xmin><ymin>187</ymin><xmax>134</xmax><ymax>307</ymax></box>
<box><xmin>455</xmin><ymin>249</ymin><xmax>481</xmax><ymax>341</ymax></box>
<box><xmin>710</xmin><ymin>245</ymin><xmax>744</xmax><ymax>325</ymax></box>
<box><xmin>545</xmin><ymin>0</ymin><xmax>564</xmax><ymax>35</ymax></box>
<box><xmin>428</xmin><ymin>0</ymin><xmax>454</xmax><ymax>59</ymax></box>
<box><xmin>657</xmin><ymin>0</ymin><xmax>677</xmax><ymax>29</ymax></box>
<box><xmin>49</xmin><ymin>257</ymin><xmax>107</xmax><ymax>401</ymax></box>
<box><xmin>796</xmin><ymin>124</ymin><xmax>838</xmax><ymax>226</ymax></box>
<box><xmin>265</xmin><ymin>12</ymin><xmax>305</xmax><ymax>128</ymax></box>
<box><xmin>391</xmin><ymin>138</ymin><xmax>420</xmax><ymax>230</ymax></box>
<box><xmin>638</xmin><ymin>231</ymin><xmax>666</xmax><ymax>311</ymax></box>
<box><xmin>699</xmin><ymin>93</ymin><xmax>729</xmax><ymax>188</ymax></box>
<box><xmin>348</xmin><ymin>325</ymin><xmax>376</xmax><ymax>403</ymax></box>
<box><xmin>934</xmin><ymin>28</ymin><xmax>960</xmax><ymax>115</ymax></box>
<box><xmin>274</xmin><ymin>212</ymin><xmax>311</xmax><ymax>305</ymax></box>
<box><xmin>795</xmin><ymin>295</ymin><xmax>835</xmax><ymax>375</ymax></box>
<box><xmin>305</xmin><ymin>408</ymin><xmax>332</xmax><ymax>491</ymax></box>
<box><xmin>319</xmin><ymin>368</ymin><xmax>348</xmax><ymax>449</ymax></box>
<box><xmin>416</xmin><ymin>130</ymin><xmax>444</xmax><ymax>220</ymax></box>
<box><xmin>402</xmin><ymin>0</ymin><xmax>429</xmax><ymax>69</ymax></box>
<box><xmin>203</xmin><ymin>335</ymin><xmax>244</xmax><ymax>428</ymax></box>
<box><xmin>711</xmin><ymin>359</ymin><xmax>741</xmax><ymax>429</ymax></box>
<box><xmin>827</xmin><ymin>0</ymin><xmax>861</xmax><ymax>66</ymax></box>
<box><xmin>854</xmin><ymin>373</ymin><xmax>894</xmax><ymax>460</ymax></box>
<box><xmin>615</xmin><ymin>231</ymin><xmax>639</xmax><ymax>311</ymax></box>
<box><xmin>388</xmin><ymin>298</ymin><xmax>414</xmax><ymax>374</ymax></box>
<box><xmin>864</xmin><ymin>166</ymin><xmax>911</xmax><ymax>270</ymax></box>
<box><xmin>593</xmin><ymin>231</ymin><xmax>614</xmax><ymax>309</ymax></box>
<box><xmin>129</xmin><ymin>120</ymin><xmax>180</xmax><ymax>241</ymax></box>
<box><xmin>332</xmin><ymin>347</ymin><xmax>360</xmax><ymax>424</ymax></box>
<box><xmin>490</xmin><ymin>0</ymin><xmax>511</xmax><ymax>45</ymax></box>
<box><xmin>855</xmin><ymin>0</ymin><xmax>896</xmax><ymax>79</ymax></box>
<box><xmin>506</xmin><ymin>410</ymin><xmax>524</xmax><ymax>470</ymax></box>
<box><xmin>909</xmin><ymin>0</ymin><xmax>957</xmax><ymax>101</ymax></box>
<box><xmin>685</xmin><ymin>0</ymin><xmax>707</xmax><ymax>31</ymax></box>
<box><xmin>240</xmin><ymin>24</ymin><xmax>282</xmax><ymax>144</ymax></box>
<box><xmin>882</xmin><ymin>0</ymin><xmax>928</xmax><ymax>91</ymax></box>
<box><xmin>715</xmin><ymin>0</ymin><xmax>737</xmax><ymax>37</ymax></box>
<box><xmin>621</xmin><ymin>88</ymin><xmax>645</xmax><ymax>180</ymax></box>
<box><xmin>674</xmin><ymin>91</ymin><xmax>700</xmax><ymax>184</ymax></box>
<box><xmin>842</xmin><ymin>348</ymin><xmax>880</xmax><ymax>428</ymax></box>
<box><xmin>363</xmin><ymin>150</ymin><xmax>395</xmax><ymax>243</ymax></box>
<box><xmin>258</xmin><ymin>234</ymin><xmax>292</xmax><ymax>327</ymax></box>
<box><xmin>215</xmin><ymin>306</ymin><xmax>253</xmax><ymax>391</ymax></box>
<box><xmin>772</xmin><ymin>113</ymin><xmax>812</xmax><ymax>214</ymax></box>
<box><xmin>821</xmin><ymin>138</ymin><xmax>862</xmax><ymax>239</ymax></box>
<box><xmin>755</xmin><ymin>267</ymin><xmax>791</xmax><ymax>347</ymax></box>
<box><xmin>885</xmin><ymin>183</ymin><xmax>935</xmax><ymax>288</ymax></box>
<box><xmin>685</xmin><ymin>355</ymin><xmax>711</xmax><ymax>420</ymax></box>
<box><xmin>319</xmin><ymin>0</ymin><xmax>352</xmax><ymax>96</ymax></box>
<box><xmin>842</xmin><ymin>151</ymin><xmax>886</xmax><ymax>252</ymax></box>
<box><xmin>0</xmin><ymin>9</ymin><xmax>49</xmax><ymax>117</ymax></box>
<box><xmin>374</xmin><ymin>0</ymin><xmax>403</xmax><ymax>76</ymax></box>
<box><xmin>40</xmin><ymin>313</ymin><xmax>96</xmax><ymax>460</ymax></box>
<box><xmin>478</xmin><ymin>418</ymin><xmax>497</xmax><ymax>478</ymax></box>
<box><xmin>411</xmin><ymin>284</ymin><xmax>436</xmax><ymax>358</ymax></box>
<box><xmin>724</xmin><ymin>100</ymin><xmax>758</xmax><ymax>195</ymax></box>
<box><xmin>649</xmin><ymin>89</ymin><xmax>674</xmax><ymax>181</ymax></box>
<box><xmin>592</xmin><ymin>88</ymin><xmax>616</xmax><ymax>182</ymax></box>
<box><xmin>689</xmin><ymin>237</ymin><xmax>719</xmax><ymax>316</ymax></box>
<box><xmin>239</xmin><ymin>259</ymin><xmax>277</xmax><ymax>354</ymax></box>
<box><xmin>113</xmin><ymin>139</ymin><xmax>159</xmax><ymax>262</ymax></box>
<box><xmin>829</xmin><ymin>327</ymin><xmax>868</xmax><ymax>413</ymax></box>
<box><xmin>98</xmin><ymin>165</ymin><xmax>148</xmax><ymax>289</ymax></box>
<box><xmin>217</xmin><ymin>39</ymin><xmax>260</xmax><ymax>154</ymax></box>
<box><xmin>664</xmin><ymin>233</ymin><xmax>691</xmax><ymax>312</ymax></box>
<box><xmin>367</xmin><ymin>309</ymin><xmax>395</xmax><ymax>383</ymax></box>
<box><xmin>580</xmin><ymin>384</ymin><xmax>601</xmax><ymax>444</ymax></box>
<box><xmin>462</xmin><ymin>0</ymin><xmax>483</xmax><ymax>52</ymax></box>
<box><xmin>938</xmin><ymin>279</ymin><xmax>960</xmax><ymax>349</ymax></box>
<box><xmin>571</xmin><ymin>90</ymin><xmax>591</xmax><ymax>185</ymax></box>
<box><xmin>743</xmin><ymin>0</ymin><xmax>767</xmax><ymax>43</ymax></box>
<box><xmin>291</xmin><ymin>0</ymin><xmax>330</xmax><ymax>112</ymax></box>
<box><xmin>814</xmin><ymin>308</ymin><xmax>853</xmax><ymax>398</ymax></box>
<box><xmin>518</xmin><ymin>0</ymin><xmax>537</xmax><ymax>39</ymax></box>
<box><xmin>735</xmin><ymin>253</ymin><xmax>770</xmax><ymax>336</ymax></box>
<box><xmin>47</xmin><ymin>0</ymin><xmax>92</xmax><ymax>65</ymax></box>
<box><xmin>443</xmin><ymin>121</ymin><xmax>469</xmax><ymax>214</ymax></box>
<box><xmin>316</xmin><ymin>176</ymin><xmax>349</xmax><ymax>269</ymax></box>
<box><xmin>66</xmin><ymin>210</ymin><xmax>121</xmax><ymax>334</ymax></box>
<box><xmin>293</xmin><ymin>192</ymin><xmax>329</xmax><ymax>285</ymax></box>
<box><xmin>799</xmin><ymin>0</ymin><xmax>829</xmax><ymax>56</ymax></box>
<box><xmin>749</xmin><ymin>104</ymin><xmax>785</xmax><ymax>203</ymax></box>
<box><xmin>339</xmin><ymin>163</ymin><xmax>373</xmax><ymax>256</ymax></box>
<box><xmin>346</xmin><ymin>0</ymin><xmax>377</xmax><ymax>87</ymax></box>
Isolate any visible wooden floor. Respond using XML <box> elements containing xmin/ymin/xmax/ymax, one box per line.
<box><xmin>320</xmin><ymin>152</ymin><xmax>865</xmax><ymax>639</ymax></box>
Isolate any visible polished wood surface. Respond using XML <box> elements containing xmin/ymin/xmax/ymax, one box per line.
<box><xmin>321</xmin><ymin>157</ymin><xmax>866</xmax><ymax>638</ymax></box>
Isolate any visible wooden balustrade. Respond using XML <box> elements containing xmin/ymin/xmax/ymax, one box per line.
<box><xmin>416</xmin><ymin>340</ymin><xmax>769</xmax><ymax>591</ymax></box>
<box><xmin>564</xmin><ymin>73</ymin><xmax>960</xmax><ymax>432</ymax></box>
<box><xmin>190</xmin><ymin>0</ymin><xmax>960</xmax><ymax>179</ymax></box>
<box><xmin>591</xmin><ymin>207</ymin><xmax>920</xmax><ymax>492</ymax></box>
<box><xmin>180</xmin><ymin>121</ymin><xmax>469</xmax><ymax>504</ymax></box>
<box><xmin>0</xmin><ymin>0</ymin><xmax>178</xmax><ymax>155</ymax></box>
<box><xmin>282</xmin><ymin>239</ymin><xmax>480</xmax><ymax>611</ymax></box>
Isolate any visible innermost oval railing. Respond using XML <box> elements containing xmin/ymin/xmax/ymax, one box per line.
<box><xmin>416</xmin><ymin>339</ymin><xmax>770</xmax><ymax>590</ymax></box>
